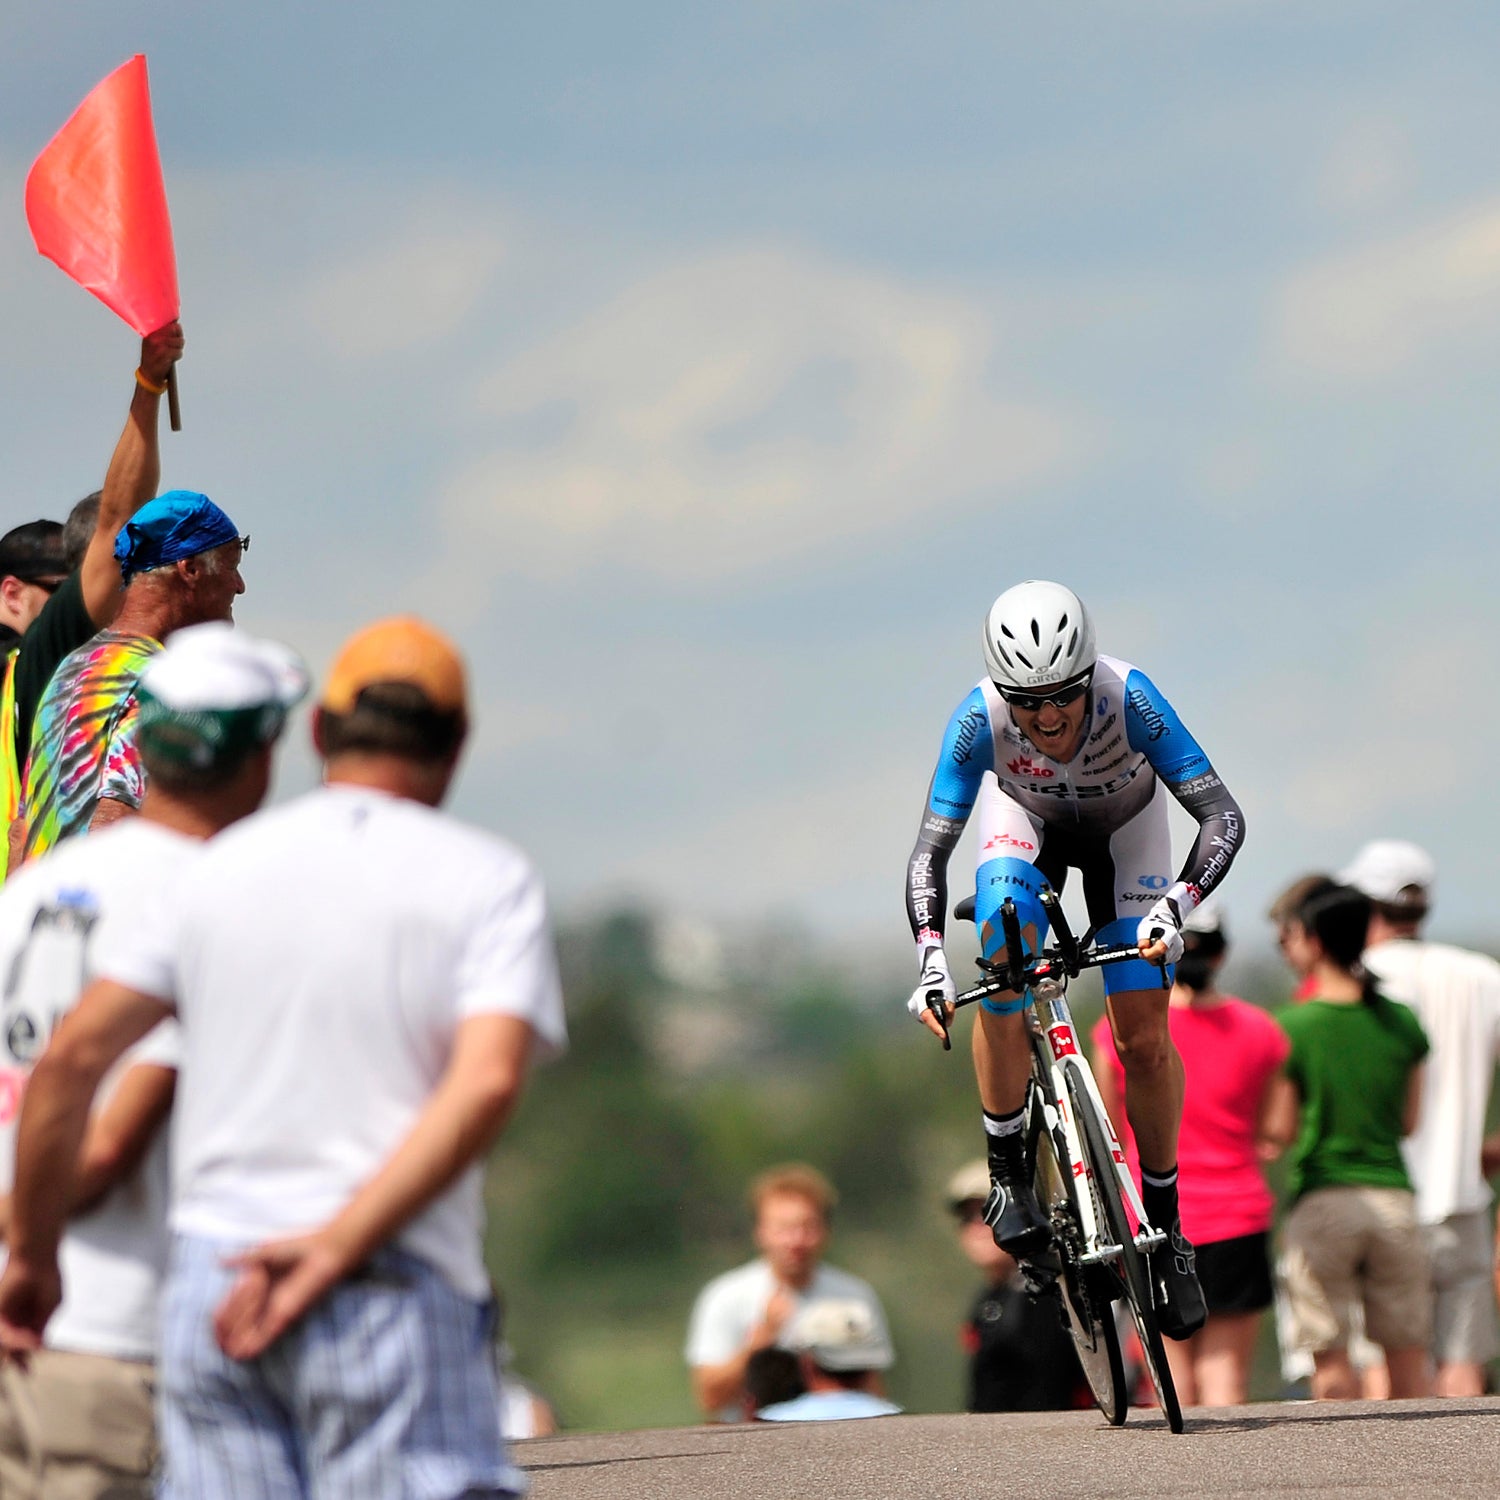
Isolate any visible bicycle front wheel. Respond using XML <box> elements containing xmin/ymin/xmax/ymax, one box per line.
<box><xmin>1066</xmin><ymin>1067</ymin><xmax>1184</xmax><ymax>1434</ymax></box>
<box><xmin>1032</xmin><ymin>1081</ymin><xmax>1127</xmax><ymax>1424</ymax></box>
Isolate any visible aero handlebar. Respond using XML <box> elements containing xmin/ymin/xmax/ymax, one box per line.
<box><xmin>924</xmin><ymin>887</ymin><xmax>1168</xmax><ymax>1049</ymax></box>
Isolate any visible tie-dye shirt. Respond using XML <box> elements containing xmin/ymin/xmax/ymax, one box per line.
<box><xmin>20</xmin><ymin>631</ymin><xmax>162</xmax><ymax>862</ymax></box>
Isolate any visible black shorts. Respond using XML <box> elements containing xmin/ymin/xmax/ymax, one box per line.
<box><xmin>1195</xmin><ymin>1230</ymin><xmax>1274</xmax><ymax>1314</ymax></box>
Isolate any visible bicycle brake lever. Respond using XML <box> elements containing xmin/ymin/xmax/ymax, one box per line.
<box><xmin>926</xmin><ymin>994</ymin><xmax>952</xmax><ymax>1051</ymax></box>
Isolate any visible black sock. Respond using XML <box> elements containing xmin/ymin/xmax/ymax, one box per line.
<box><xmin>983</xmin><ymin>1108</ymin><xmax>1026</xmax><ymax>1180</ymax></box>
<box><xmin>1140</xmin><ymin>1164</ymin><xmax>1179</xmax><ymax>1229</ymax></box>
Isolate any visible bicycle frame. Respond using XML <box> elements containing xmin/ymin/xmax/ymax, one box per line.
<box><xmin>1025</xmin><ymin>974</ymin><xmax>1165</xmax><ymax>1265</ymax></box>
<box><xmin>940</xmin><ymin>887</ymin><xmax>1183</xmax><ymax>1429</ymax></box>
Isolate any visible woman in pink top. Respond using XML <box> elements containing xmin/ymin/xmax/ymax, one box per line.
<box><xmin>1092</xmin><ymin>904</ymin><xmax>1288</xmax><ymax>1406</ymax></box>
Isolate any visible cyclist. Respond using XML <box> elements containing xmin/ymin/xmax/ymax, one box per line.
<box><xmin>905</xmin><ymin>580</ymin><xmax>1244</xmax><ymax>1339</ymax></box>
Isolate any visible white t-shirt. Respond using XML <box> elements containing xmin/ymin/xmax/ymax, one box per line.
<box><xmin>1365</xmin><ymin>937</ymin><xmax>1500</xmax><ymax>1223</ymax></box>
<box><xmin>0</xmin><ymin>820</ymin><xmax>191</xmax><ymax>1361</ymax></box>
<box><xmin>684</xmin><ymin>1259</ymin><xmax>893</xmax><ymax>1422</ymax></box>
<box><xmin>95</xmin><ymin>784</ymin><xmax>567</xmax><ymax>1301</ymax></box>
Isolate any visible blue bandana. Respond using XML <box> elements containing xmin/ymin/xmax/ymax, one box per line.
<box><xmin>115</xmin><ymin>490</ymin><xmax>241</xmax><ymax>581</ymax></box>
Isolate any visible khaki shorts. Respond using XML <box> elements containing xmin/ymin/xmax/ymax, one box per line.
<box><xmin>1426</xmin><ymin>1210</ymin><xmax>1500</xmax><ymax>1366</ymax></box>
<box><xmin>1280</xmin><ymin>1186</ymin><xmax>1433</xmax><ymax>1355</ymax></box>
<box><xmin>0</xmin><ymin>1349</ymin><xmax>156</xmax><ymax>1500</ymax></box>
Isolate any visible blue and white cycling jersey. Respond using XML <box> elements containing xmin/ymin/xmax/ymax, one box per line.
<box><xmin>906</xmin><ymin>655</ymin><xmax>1243</xmax><ymax>992</ymax></box>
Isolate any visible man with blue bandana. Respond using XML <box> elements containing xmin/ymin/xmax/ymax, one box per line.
<box><xmin>18</xmin><ymin>491</ymin><xmax>248</xmax><ymax>862</ymax></box>
<box><xmin>0</xmin><ymin>323</ymin><xmax>183</xmax><ymax>879</ymax></box>
<box><xmin>905</xmin><ymin>581</ymin><xmax>1245</xmax><ymax>1341</ymax></box>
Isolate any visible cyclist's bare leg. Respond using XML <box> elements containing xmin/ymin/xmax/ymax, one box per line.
<box><xmin>972</xmin><ymin>1004</ymin><xmax>1031</xmax><ymax>1116</ymax></box>
<box><xmin>1104</xmin><ymin>986</ymin><xmax>1183</xmax><ymax>1175</ymax></box>
<box><xmin>971</xmin><ymin>915</ymin><xmax>1050</xmax><ymax>1254</ymax></box>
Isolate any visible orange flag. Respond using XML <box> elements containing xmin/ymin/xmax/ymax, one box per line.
<box><xmin>25</xmin><ymin>55</ymin><xmax>179</xmax><ymax>337</ymax></box>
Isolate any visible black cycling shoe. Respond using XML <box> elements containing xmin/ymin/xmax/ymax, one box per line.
<box><xmin>982</xmin><ymin>1175</ymin><xmax>1052</xmax><ymax>1258</ymax></box>
<box><xmin>1151</xmin><ymin>1219</ymin><xmax>1207</xmax><ymax>1341</ymax></box>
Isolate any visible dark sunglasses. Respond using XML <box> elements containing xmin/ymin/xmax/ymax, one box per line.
<box><xmin>998</xmin><ymin>673</ymin><xmax>1093</xmax><ymax>713</ymax></box>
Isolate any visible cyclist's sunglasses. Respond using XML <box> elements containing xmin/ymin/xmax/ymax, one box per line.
<box><xmin>998</xmin><ymin>672</ymin><xmax>1093</xmax><ymax>714</ymax></box>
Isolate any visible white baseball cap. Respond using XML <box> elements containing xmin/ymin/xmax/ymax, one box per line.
<box><xmin>783</xmin><ymin>1300</ymin><xmax>894</xmax><ymax>1372</ymax></box>
<box><xmin>1338</xmin><ymin>840</ymin><xmax>1436</xmax><ymax>907</ymax></box>
<box><xmin>137</xmin><ymin>623</ymin><xmax>308</xmax><ymax>770</ymax></box>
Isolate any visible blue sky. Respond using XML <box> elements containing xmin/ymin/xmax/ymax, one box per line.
<box><xmin>2</xmin><ymin>4</ymin><xmax>1498</xmax><ymax>960</ymax></box>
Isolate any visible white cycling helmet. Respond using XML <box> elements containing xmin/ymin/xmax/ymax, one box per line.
<box><xmin>982</xmin><ymin>581</ymin><xmax>1096</xmax><ymax>691</ymax></box>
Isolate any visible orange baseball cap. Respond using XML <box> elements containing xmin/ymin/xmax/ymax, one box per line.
<box><xmin>320</xmin><ymin>616</ymin><xmax>468</xmax><ymax>716</ymax></box>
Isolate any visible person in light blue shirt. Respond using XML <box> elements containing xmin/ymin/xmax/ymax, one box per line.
<box><xmin>756</xmin><ymin>1300</ymin><xmax>902</xmax><ymax>1422</ymax></box>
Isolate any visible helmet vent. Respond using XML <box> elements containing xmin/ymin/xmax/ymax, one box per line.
<box><xmin>1047</xmin><ymin>645</ymin><xmax>1060</xmax><ymax>665</ymax></box>
<box><xmin>1030</xmin><ymin>619</ymin><xmax>1042</xmax><ymax>646</ymax></box>
<box><xmin>1016</xmin><ymin>650</ymin><xmax>1034</xmax><ymax>668</ymax></box>
<box><xmin>1000</xmin><ymin>624</ymin><xmax>1015</xmax><ymax>640</ymax></box>
<box><xmin>1067</xmin><ymin>628</ymin><xmax>1079</xmax><ymax>655</ymax></box>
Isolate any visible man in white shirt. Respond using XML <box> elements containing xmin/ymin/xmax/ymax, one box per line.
<box><xmin>1342</xmin><ymin>839</ymin><xmax>1500</xmax><ymax>1398</ymax></box>
<box><xmin>685</xmin><ymin>1163</ymin><xmax>893</xmax><ymax>1422</ymax></box>
<box><xmin>0</xmin><ymin>621</ymin><xmax>305</xmax><ymax>1498</ymax></box>
<box><xmin>0</xmin><ymin>616</ymin><xmax>565</xmax><ymax>1500</ymax></box>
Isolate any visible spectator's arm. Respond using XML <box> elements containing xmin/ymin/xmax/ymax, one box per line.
<box><xmin>7</xmin><ymin>982</ymin><xmax>171</xmax><ymax>1268</ymax></box>
<box><xmin>79</xmin><ymin>323</ymin><xmax>184</xmax><ymax>628</ymax></box>
<box><xmin>88</xmin><ymin>798</ymin><xmax>136</xmax><ymax>835</ymax></box>
<box><xmin>1401</xmin><ymin>1064</ymin><xmax>1424</xmax><ymax>1138</ymax></box>
<box><xmin>1258</xmin><ymin>1072</ymin><xmax>1299</xmax><ymax>1158</ymax></box>
<box><xmin>0</xmin><ymin>1058</ymin><xmax>176</xmax><ymax>1241</ymax></box>
<box><xmin>213</xmin><ymin>1013</ymin><xmax>535</xmax><ymax>1361</ymax></box>
<box><xmin>690</xmin><ymin>1286</ymin><xmax>793</xmax><ymax>1417</ymax></box>
<box><xmin>69</xmin><ymin>1062</ymin><xmax>175</xmax><ymax>1216</ymax></box>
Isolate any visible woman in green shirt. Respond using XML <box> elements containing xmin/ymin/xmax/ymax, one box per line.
<box><xmin>1266</xmin><ymin>879</ymin><xmax>1432</xmax><ymax>1401</ymax></box>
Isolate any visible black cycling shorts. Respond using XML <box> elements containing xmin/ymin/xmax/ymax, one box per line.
<box><xmin>1195</xmin><ymin>1230</ymin><xmax>1274</xmax><ymax>1315</ymax></box>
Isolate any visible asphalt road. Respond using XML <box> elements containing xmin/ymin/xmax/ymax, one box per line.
<box><xmin>520</xmin><ymin>1398</ymin><xmax>1500</xmax><ymax>1499</ymax></box>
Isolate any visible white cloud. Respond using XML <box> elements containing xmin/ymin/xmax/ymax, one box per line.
<box><xmin>1313</xmin><ymin>118</ymin><xmax>1416</xmax><ymax>219</ymax></box>
<box><xmin>299</xmin><ymin>226</ymin><xmax>507</xmax><ymax>360</ymax></box>
<box><xmin>423</xmin><ymin>245</ymin><xmax>1091</xmax><ymax>591</ymax></box>
<box><xmin>1271</xmin><ymin>201</ymin><xmax>1500</xmax><ymax>381</ymax></box>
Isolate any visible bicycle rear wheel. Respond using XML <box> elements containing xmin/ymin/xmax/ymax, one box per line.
<box><xmin>1031</xmin><ymin>1079</ymin><xmax>1127</xmax><ymax>1425</ymax></box>
<box><xmin>1066</xmin><ymin>1067</ymin><xmax>1184</xmax><ymax>1434</ymax></box>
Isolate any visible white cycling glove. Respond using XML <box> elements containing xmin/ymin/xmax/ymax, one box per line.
<box><xmin>907</xmin><ymin>947</ymin><xmax>957</xmax><ymax>1022</ymax></box>
<box><xmin>1137</xmin><ymin>891</ymin><xmax>1188</xmax><ymax>966</ymax></box>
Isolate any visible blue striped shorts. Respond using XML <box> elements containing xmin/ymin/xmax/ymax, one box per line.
<box><xmin>158</xmin><ymin>1233</ymin><xmax>527</xmax><ymax>1499</ymax></box>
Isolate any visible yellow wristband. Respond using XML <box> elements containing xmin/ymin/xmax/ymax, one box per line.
<box><xmin>134</xmin><ymin>367</ymin><xmax>168</xmax><ymax>396</ymax></box>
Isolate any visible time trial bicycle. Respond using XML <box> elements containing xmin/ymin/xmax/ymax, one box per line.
<box><xmin>935</xmin><ymin>886</ymin><xmax>1184</xmax><ymax>1433</ymax></box>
